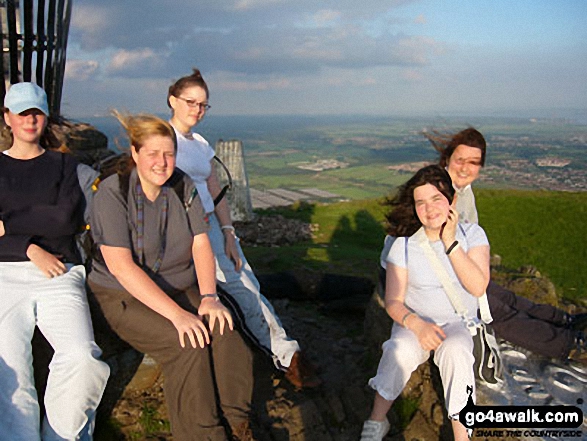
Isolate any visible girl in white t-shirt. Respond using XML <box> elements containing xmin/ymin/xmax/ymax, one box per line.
<box><xmin>167</xmin><ymin>69</ymin><xmax>320</xmax><ymax>388</ymax></box>
<box><xmin>361</xmin><ymin>165</ymin><xmax>490</xmax><ymax>441</ymax></box>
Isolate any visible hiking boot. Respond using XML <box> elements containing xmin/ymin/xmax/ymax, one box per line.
<box><xmin>567</xmin><ymin>313</ymin><xmax>587</xmax><ymax>331</ymax></box>
<box><xmin>231</xmin><ymin>421</ymin><xmax>255</xmax><ymax>441</ymax></box>
<box><xmin>360</xmin><ymin>418</ymin><xmax>390</xmax><ymax>441</ymax></box>
<box><xmin>285</xmin><ymin>351</ymin><xmax>322</xmax><ymax>389</ymax></box>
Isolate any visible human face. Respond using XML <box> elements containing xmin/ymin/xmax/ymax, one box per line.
<box><xmin>414</xmin><ymin>183</ymin><xmax>450</xmax><ymax>232</ymax></box>
<box><xmin>131</xmin><ymin>135</ymin><xmax>176</xmax><ymax>199</ymax></box>
<box><xmin>4</xmin><ymin>108</ymin><xmax>47</xmax><ymax>145</ymax></box>
<box><xmin>446</xmin><ymin>144</ymin><xmax>483</xmax><ymax>189</ymax></box>
<box><xmin>169</xmin><ymin>85</ymin><xmax>208</xmax><ymax>133</ymax></box>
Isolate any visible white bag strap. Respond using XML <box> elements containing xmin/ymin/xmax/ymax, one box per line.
<box><xmin>478</xmin><ymin>293</ymin><xmax>493</xmax><ymax>324</ymax></box>
<box><xmin>414</xmin><ymin>228</ymin><xmax>492</xmax><ymax>332</ymax></box>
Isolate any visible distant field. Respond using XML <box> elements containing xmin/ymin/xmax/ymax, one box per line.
<box><xmin>246</xmin><ymin>189</ymin><xmax>587</xmax><ymax>304</ymax></box>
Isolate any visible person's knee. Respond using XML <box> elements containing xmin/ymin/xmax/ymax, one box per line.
<box><xmin>438</xmin><ymin>336</ymin><xmax>473</xmax><ymax>362</ymax></box>
<box><xmin>51</xmin><ymin>342</ymin><xmax>109</xmax><ymax>379</ymax></box>
<box><xmin>381</xmin><ymin>339</ymin><xmax>424</xmax><ymax>370</ymax></box>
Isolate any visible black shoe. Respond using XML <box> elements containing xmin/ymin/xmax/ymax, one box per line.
<box><xmin>567</xmin><ymin>313</ymin><xmax>587</xmax><ymax>331</ymax></box>
<box><xmin>568</xmin><ymin>332</ymin><xmax>587</xmax><ymax>365</ymax></box>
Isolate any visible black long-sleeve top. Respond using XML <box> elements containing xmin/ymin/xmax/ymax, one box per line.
<box><xmin>0</xmin><ymin>150</ymin><xmax>83</xmax><ymax>263</ymax></box>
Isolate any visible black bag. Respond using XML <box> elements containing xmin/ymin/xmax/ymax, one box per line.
<box><xmin>472</xmin><ymin>322</ymin><xmax>503</xmax><ymax>385</ymax></box>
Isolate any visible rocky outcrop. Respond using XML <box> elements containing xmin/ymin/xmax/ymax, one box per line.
<box><xmin>1</xmin><ymin>117</ymin><xmax>112</xmax><ymax>164</ymax></box>
<box><xmin>235</xmin><ymin>214</ymin><xmax>318</xmax><ymax>247</ymax></box>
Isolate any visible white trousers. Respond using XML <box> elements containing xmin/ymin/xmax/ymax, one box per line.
<box><xmin>208</xmin><ymin>214</ymin><xmax>300</xmax><ymax>368</ymax></box>
<box><xmin>368</xmin><ymin>321</ymin><xmax>475</xmax><ymax>416</ymax></box>
<box><xmin>0</xmin><ymin>262</ymin><xmax>110</xmax><ymax>440</ymax></box>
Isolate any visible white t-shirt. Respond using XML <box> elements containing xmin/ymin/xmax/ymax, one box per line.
<box><xmin>174</xmin><ymin>128</ymin><xmax>216</xmax><ymax>214</ymax></box>
<box><xmin>454</xmin><ymin>184</ymin><xmax>478</xmax><ymax>224</ymax></box>
<box><xmin>386</xmin><ymin>223</ymin><xmax>489</xmax><ymax>325</ymax></box>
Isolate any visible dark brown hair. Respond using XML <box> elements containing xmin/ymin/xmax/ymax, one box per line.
<box><xmin>167</xmin><ymin>68</ymin><xmax>209</xmax><ymax>108</ymax></box>
<box><xmin>1</xmin><ymin>108</ymin><xmax>64</xmax><ymax>150</ymax></box>
<box><xmin>426</xmin><ymin>127</ymin><xmax>487</xmax><ymax>168</ymax></box>
<box><xmin>384</xmin><ymin>165</ymin><xmax>454</xmax><ymax>237</ymax></box>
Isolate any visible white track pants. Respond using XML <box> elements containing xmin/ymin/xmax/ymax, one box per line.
<box><xmin>0</xmin><ymin>262</ymin><xmax>110</xmax><ymax>440</ymax></box>
<box><xmin>208</xmin><ymin>214</ymin><xmax>300</xmax><ymax>369</ymax></box>
<box><xmin>368</xmin><ymin>320</ymin><xmax>475</xmax><ymax>416</ymax></box>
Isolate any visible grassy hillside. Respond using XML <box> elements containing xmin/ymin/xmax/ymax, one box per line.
<box><xmin>475</xmin><ymin>189</ymin><xmax>587</xmax><ymax>302</ymax></box>
<box><xmin>245</xmin><ymin>189</ymin><xmax>587</xmax><ymax>303</ymax></box>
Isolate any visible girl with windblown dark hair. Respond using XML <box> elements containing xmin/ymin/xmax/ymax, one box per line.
<box><xmin>380</xmin><ymin>127</ymin><xmax>587</xmax><ymax>364</ymax></box>
<box><xmin>361</xmin><ymin>165</ymin><xmax>490</xmax><ymax>441</ymax></box>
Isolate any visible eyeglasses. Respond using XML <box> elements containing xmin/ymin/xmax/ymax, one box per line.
<box><xmin>175</xmin><ymin>96</ymin><xmax>211</xmax><ymax>110</ymax></box>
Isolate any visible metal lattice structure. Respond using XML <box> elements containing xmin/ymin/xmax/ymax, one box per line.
<box><xmin>1</xmin><ymin>0</ymin><xmax>73</xmax><ymax>115</ymax></box>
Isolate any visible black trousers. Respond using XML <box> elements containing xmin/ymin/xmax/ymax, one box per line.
<box><xmin>486</xmin><ymin>280</ymin><xmax>573</xmax><ymax>359</ymax></box>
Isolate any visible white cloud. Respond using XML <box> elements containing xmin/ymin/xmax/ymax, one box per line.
<box><xmin>414</xmin><ymin>14</ymin><xmax>426</xmax><ymax>25</ymax></box>
<box><xmin>65</xmin><ymin>60</ymin><xmax>99</xmax><ymax>81</ymax></box>
<box><xmin>107</xmin><ymin>48</ymin><xmax>167</xmax><ymax>76</ymax></box>
<box><xmin>61</xmin><ymin>0</ymin><xmax>587</xmax><ymax>117</ymax></box>
<box><xmin>232</xmin><ymin>0</ymin><xmax>283</xmax><ymax>11</ymax></box>
<box><xmin>216</xmin><ymin>77</ymin><xmax>292</xmax><ymax>92</ymax></box>
<box><xmin>400</xmin><ymin>68</ymin><xmax>424</xmax><ymax>82</ymax></box>
<box><xmin>390</xmin><ymin>36</ymin><xmax>446</xmax><ymax>65</ymax></box>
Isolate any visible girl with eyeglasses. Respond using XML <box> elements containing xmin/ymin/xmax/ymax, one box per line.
<box><xmin>167</xmin><ymin>69</ymin><xmax>320</xmax><ymax>388</ymax></box>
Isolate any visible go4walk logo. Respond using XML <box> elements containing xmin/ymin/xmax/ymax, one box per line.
<box><xmin>459</xmin><ymin>386</ymin><xmax>583</xmax><ymax>439</ymax></box>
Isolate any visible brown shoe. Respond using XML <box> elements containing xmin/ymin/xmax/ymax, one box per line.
<box><xmin>231</xmin><ymin>420</ymin><xmax>254</xmax><ymax>441</ymax></box>
<box><xmin>284</xmin><ymin>351</ymin><xmax>322</xmax><ymax>389</ymax></box>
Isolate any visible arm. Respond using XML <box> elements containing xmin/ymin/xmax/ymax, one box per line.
<box><xmin>100</xmin><ymin>245</ymin><xmax>210</xmax><ymax>348</ymax></box>
<box><xmin>193</xmin><ymin>232</ymin><xmax>234</xmax><ymax>334</ymax></box>
<box><xmin>385</xmin><ymin>262</ymin><xmax>446</xmax><ymax>351</ymax></box>
<box><xmin>440</xmin><ymin>209</ymin><xmax>490</xmax><ymax>297</ymax></box>
<box><xmin>206</xmin><ymin>162</ymin><xmax>242</xmax><ymax>271</ymax></box>
<box><xmin>0</xmin><ymin>233</ymin><xmax>33</xmax><ymax>261</ymax></box>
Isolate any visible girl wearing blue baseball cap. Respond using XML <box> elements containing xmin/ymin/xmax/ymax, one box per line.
<box><xmin>0</xmin><ymin>82</ymin><xmax>109</xmax><ymax>440</ymax></box>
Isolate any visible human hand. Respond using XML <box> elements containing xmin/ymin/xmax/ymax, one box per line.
<box><xmin>412</xmin><ymin>319</ymin><xmax>446</xmax><ymax>351</ymax></box>
<box><xmin>440</xmin><ymin>208</ymin><xmax>459</xmax><ymax>248</ymax></box>
<box><xmin>0</xmin><ymin>220</ymin><xmax>5</xmax><ymax>237</ymax></box>
<box><xmin>26</xmin><ymin>244</ymin><xmax>67</xmax><ymax>278</ymax></box>
<box><xmin>224</xmin><ymin>232</ymin><xmax>242</xmax><ymax>272</ymax></box>
<box><xmin>198</xmin><ymin>297</ymin><xmax>234</xmax><ymax>335</ymax></box>
<box><xmin>169</xmin><ymin>310</ymin><xmax>210</xmax><ymax>348</ymax></box>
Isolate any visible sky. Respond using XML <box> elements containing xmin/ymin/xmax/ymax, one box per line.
<box><xmin>60</xmin><ymin>0</ymin><xmax>587</xmax><ymax>119</ymax></box>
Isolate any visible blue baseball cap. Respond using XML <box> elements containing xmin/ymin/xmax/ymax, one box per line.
<box><xmin>4</xmin><ymin>82</ymin><xmax>49</xmax><ymax>115</ymax></box>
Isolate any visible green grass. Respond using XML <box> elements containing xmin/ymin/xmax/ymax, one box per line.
<box><xmin>476</xmin><ymin>189</ymin><xmax>587</xmax><ymax>301</ymax></box>
<box><xmin>244</xmin><ymin>190</ymin><xmax>587</xmax><ymax>303</ymax></box>
<box><xmin>245</xmin><ymin>199</ymin><xmax>387</xmax><ymax>278</ymax></box>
